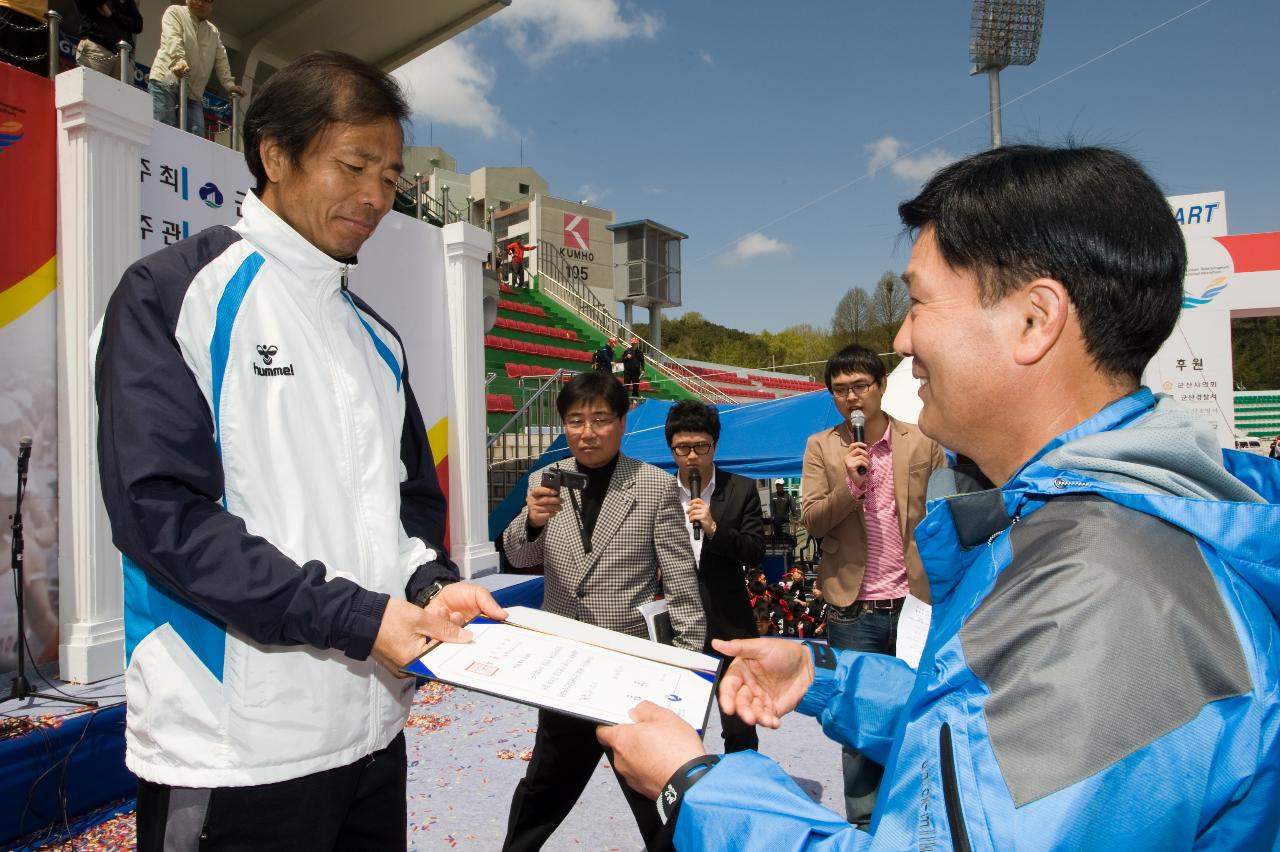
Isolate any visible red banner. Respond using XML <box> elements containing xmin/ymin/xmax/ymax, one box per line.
<box><xmin>0</xmin><ymin>61</ymin><xmax>56</xmax><ymax>328</ymax></box>
<box><xmin>0</xmin><ymin>61</ymin><xmax>59</xmax><ymax>672</ymax></box>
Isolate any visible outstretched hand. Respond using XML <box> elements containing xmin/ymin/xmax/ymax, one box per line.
<box><xmin>714</xmin><ymin>637</ymin><xmax>814</xmax><ymax>729</ymax></box>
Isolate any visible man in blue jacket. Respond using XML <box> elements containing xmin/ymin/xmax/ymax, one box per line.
<box><xmin>600</xmin><ymin>145</ymin><xmax>1280</xmax><ymax>850</ymax></box>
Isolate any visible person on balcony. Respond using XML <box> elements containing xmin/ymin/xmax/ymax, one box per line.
<box><xmin>148</xmin><ymin>0</ymin><xmax>244</xmax><ymax>137</ymax></box>
<box><xmin>73</xmin><ymin>0</ymin><xmax>142</xmax><ymax>80</ymax></box>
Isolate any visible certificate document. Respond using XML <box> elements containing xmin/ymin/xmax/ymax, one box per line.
<box><xmin>402</xmin><ymin>607</ymin><xmax>719</xmax><ymax>733</ymax></box>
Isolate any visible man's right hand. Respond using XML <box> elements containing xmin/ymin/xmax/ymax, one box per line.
<box><xmin>172</xmin><ymin>59</ymin><xmax>190</xmax><ymax>78</ymax></box>
<box><xmin>713</xmin><ymin>637</ymin><xmax>814</xmax><ymax>728</ymax></box>
<box><xmin>371</xmin><ymin>597</ymin><xmax>471</xmax><ymax>676</ymax></box>
<box><xmin>526</xmin><ymin>485</ymin><xmax>563</xmax><ymax>529</ymax></box>
<box><xmin>843</xmin><ymin>442</ymin><xmax>870</xmax><ymax>488</ymax></box>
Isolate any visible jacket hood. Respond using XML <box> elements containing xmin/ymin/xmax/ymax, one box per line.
<box><xmin>1039</xmin><ymin>390</ymin><xmax>1264</xmax><ymax>503</ymax></box>
<box><xmin>1027</xmin><ymin>389</ymin><xmax>1279</xmax><ymax>624</ymax></box>
<box><xmin>925</xmin><ymin>390</ymin><xmax>1278</xmax><ymax>620</ymax></box>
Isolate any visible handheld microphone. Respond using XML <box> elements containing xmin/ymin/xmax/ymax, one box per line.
<box><xmin>689</xmin><ymin>469</ymin><xmax>702</xmax><ymax>540</ymax></box>
<box><xmin>17</xmin><ymin>436</ymin><xmax>32</xmax><ymax>488</ymax></box>
<box><xmin>849</xmin><ymin>411</ymin><xmax>867</xmax><ymax>476</ymax></box>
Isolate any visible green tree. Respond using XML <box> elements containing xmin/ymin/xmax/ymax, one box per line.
<box><xmin>1231</xmin><ymin>315</ymin><xmax>1280</xmax><ymax>390</ymax></box>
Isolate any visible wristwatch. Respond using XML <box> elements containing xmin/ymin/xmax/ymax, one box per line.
<box><xmin>413</xmin><ymin>577</ymin><xmax>458</xmax><ymax>607</ymax></box>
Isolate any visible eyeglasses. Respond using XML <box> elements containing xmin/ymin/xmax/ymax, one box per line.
<box><xmin>671</xmin><ymin>442</ymin><xmax>713</xmax><ymax>457</ymax></box>
<box><xmin>564</xmin><ymin>414</ymin><xmax>619</xmax><ymax>432</ymax></box>
<box><xmin>830</xmin><ymin>381</ymin><xmax>877</xmax><ymax>398</ymax></box>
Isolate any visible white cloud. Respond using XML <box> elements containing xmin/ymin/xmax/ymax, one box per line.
<box><xmin>865</xmin><ymin>136</ymin><xmax>957</xmax><ymax>184</ymax></box>
<box><xmin>721</xmin><ymin>232</ymin><xmax>791</xmax><ymax>266</ymax></box>
<box><xmin>698</xmin><ymin>49</ymin><xmax>714</xmax><ymax>65</ymax></box>
<box><xmin>577</xmin><ymin>183</ymin><xmax>609</xmax><ymax>205</ymax></box>
<box><xmin>393</xmin><ymin>40</ymin><xmax>503</xmax><ymax>139</ymax></box>
<box><xmin>495</xmin><ymin>0</ymin><xmax>662</xmax><ymax>63</ymax></box>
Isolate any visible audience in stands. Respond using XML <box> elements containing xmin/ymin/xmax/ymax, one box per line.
<box><xmin>0</xmin><ymin>0</ymin><xmax>47</xmax><ymax>77</ymax></box>
<box><xmin>500</xmin><ymin>370</ymin><xmax>703</xmax><ymax>851</ymax></box>
<box><xmin>148</xmin><ymin>0</ymin><xmax>244</xmax><ymax>137</ymax></box>
<box><xmin>665</xmin><ymin>400</ymin><xmax>765</xmax><ymax>753</ymax></box>
<box><xmin>74</xmin><ymin>0</ymin><xmax>142</xmax><ymax>79</ymax></box>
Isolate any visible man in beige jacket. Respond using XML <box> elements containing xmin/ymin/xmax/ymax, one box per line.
<box><xmin>800</xmin><ymin>343</ymin><xmax>945</xmax><ymax>827</ymax></box>
<box><xmin>147</xmin><ymin>0</ymin><xmax>244</xmax><ymax>136</ymax></box>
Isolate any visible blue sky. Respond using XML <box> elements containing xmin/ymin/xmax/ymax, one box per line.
<box><xmin>392</xmin><ymin>0</ymin><xmax>1280</xmax><ymax>334</ymax></box>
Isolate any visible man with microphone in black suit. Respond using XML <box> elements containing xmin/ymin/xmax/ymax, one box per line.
<box><xmin>665</xmin><ymin>401</ymin><xmax>766</xmax><ymax>753</ymax></box>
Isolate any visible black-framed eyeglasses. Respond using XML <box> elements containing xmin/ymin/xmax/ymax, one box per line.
<box><xmin>830</xmin><ymin>381</ymin><xmax>876</xmax><ymax>398</ymax></box>
<box><xmin>564</xmin><ymin>414</ymin><xmax>619</xmax><ymax>432</ymax></box>
<box><xmin>671</xmin><ymin>442</ymin><xmax>713</xmax><ymax>457</ymax></box>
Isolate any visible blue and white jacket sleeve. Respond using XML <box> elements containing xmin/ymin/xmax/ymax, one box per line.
<box><xmin>95</xmin><ymin>252</ymin><xmax>388</xmax><ymax>661</ymax></box>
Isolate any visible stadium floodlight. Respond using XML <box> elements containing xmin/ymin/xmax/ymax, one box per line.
<box><xmin>969</xmin><ymin>0</ymin><xmax>1046</xmax><ymax>148</ymax></box>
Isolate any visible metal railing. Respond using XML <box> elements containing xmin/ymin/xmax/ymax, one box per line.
<box><xmin>395</xmin><ymin>175</ymin><xmax>465</xmax><ymax>226</ymax></box>
<box><xmin>534</xmin><ymin>241</ymin><xmax>730</xmax><ymax>403</ymax></box>
<box><xmin>485</xmin><ymin>369</ymin><xmax>571</xmax><ymax>511</ymax></box>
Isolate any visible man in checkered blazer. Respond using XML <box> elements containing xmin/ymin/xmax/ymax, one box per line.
<box><xmin>501</xmin><ymin>371</ymin><xmax>704</xmax><ymax>851</ymax></box>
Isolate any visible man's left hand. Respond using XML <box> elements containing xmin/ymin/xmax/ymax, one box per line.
<box><xmin>230</xmin><ymin>84</ymin><xmax>247</xmax><ymax>98</ymax></box>
<box><xmin>597</xmin><ymin>701</ymin><xmax>706</xmax><ymax>799</ymax></box>
<box><xmin>425</xmin><ymin>582</ymin><xmax>507</xmax><ymax>627</ymax></box>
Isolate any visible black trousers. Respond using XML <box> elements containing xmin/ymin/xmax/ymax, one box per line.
<box><xmin>503</xmin><ymin>709</ymin><xmax>665</xmax><ymax>851</ymax></box>
<box><xmin>623</xmin><ymin>370</ymin><xmax>643</xmax><ymax>398</ymax></box>
<box><xmin>136</xmin><ymin>732</ymin><xmax>408</xmax><ymax>851</ymax></box>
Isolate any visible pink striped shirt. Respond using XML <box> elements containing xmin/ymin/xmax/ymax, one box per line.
<box><xmin>847</xmin><ymin>424</ymin><xmax>908</xmax><ymax>600</ymax></box>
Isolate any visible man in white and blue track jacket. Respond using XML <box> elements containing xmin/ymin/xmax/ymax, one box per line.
<box><xmin>600</xmin><ymin>146</ymin><xmax>1280</xmax><ymax>850</ymax></box>
<box><xmin>95</xmin><ymin>52</ymin><xmax>504</xmax><ymax>850</ymax></box>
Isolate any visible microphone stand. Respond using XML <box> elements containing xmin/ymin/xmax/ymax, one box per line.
<box><xmin>7</xmin><ymin>442</ymin><xmax>97</xmax><ymax>707</ymax></box>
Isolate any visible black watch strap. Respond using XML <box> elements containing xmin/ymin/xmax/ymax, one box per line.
<box><xmin>413</xmin><ymin>577</ymin><xmax>458</xmax><ymax>607</ymax></box>
<box><xmin>807</xmin><ymin>640</ymin><xmax>838</xmax><ymax>671</ymax></box>
<box><xmin>655</xmin><ymin>754</ymin><xmax>721</xmax><ymax>827</ymax></box>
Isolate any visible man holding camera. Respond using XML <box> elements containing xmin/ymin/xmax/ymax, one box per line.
<box><xmin>501</xmin><ymin>371</ymin><xmax>704</xmax><ymax>851</ymax></box>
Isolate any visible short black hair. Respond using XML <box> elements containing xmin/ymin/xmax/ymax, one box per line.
<box><xmin>664</xmin><ymin>400</ymin><xmax>721</xmax><ymax>446</ymax></box>
<box><xmin>243</xmin><ymin>51</ymin><xmax>410</xmax><ymax>194</ymax></box>
<box><xmin>898</xmin><ymin>145</ymin><xmax>1186</xmax><ymax>383</ymax></box>
<box><xmin>824</xmin><ymin>344</ymin><xmax>886</xmax><ymax>391</ymax></box>
<box><xmin>557</xmin><ymin>371</ymin><xmax>629</xmax><ymax>420</ymax></box>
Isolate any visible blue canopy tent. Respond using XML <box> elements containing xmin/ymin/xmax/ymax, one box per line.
<box><xmin>618</xmin><ymin>392</ymin><xmax>844</xmax><ymax>477</ymax></box>
<box><xmin>487</xmin><ymin>393</ymin><xmax>845</xmax><ymax>540</ymax></box>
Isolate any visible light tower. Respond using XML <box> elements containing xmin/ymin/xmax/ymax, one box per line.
<box><xmin>969</xmin><ymin>0</ymin><xmax>1045</xmax><ymax>148</ymax></box>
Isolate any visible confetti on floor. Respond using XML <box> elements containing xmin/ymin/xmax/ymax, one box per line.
<box><xmin>39</xmin><ymin>669</ymin><xmax>844</xmax><ymax>850</ymax></box>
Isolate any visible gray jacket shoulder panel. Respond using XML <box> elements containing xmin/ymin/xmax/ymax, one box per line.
<box><xmin>961</xmin><ymin>494</ymin><xmax>1251</xmax><ymax>806</ymax></box>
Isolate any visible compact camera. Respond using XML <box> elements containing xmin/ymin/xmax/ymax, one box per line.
<box><xmin>541</xmin><ymin>468</ymin><xmax>588</xmax><ymax>491</ymax></box>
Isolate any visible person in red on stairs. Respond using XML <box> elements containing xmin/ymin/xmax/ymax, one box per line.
<box><xmin>505</xmin><ymin>238</ymin><xmax>537</xmax><ymax>289</ymax></box>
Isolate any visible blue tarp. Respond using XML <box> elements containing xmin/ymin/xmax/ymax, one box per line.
<box><xmin>619</xmin><ymin>392</ymin><xmax>844</xmax><ymax>479</ymax></box>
